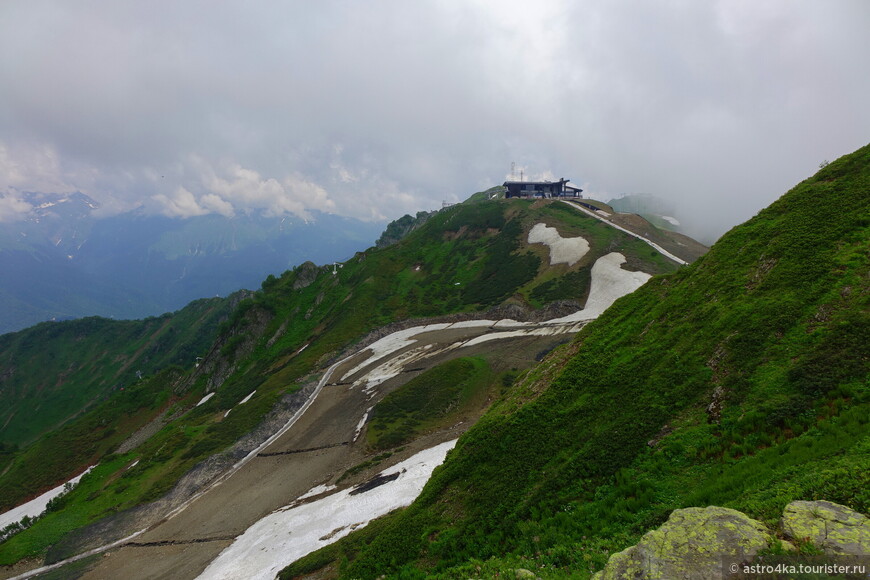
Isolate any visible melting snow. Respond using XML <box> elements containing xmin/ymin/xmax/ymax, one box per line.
<box><xmin>196</xmin><ymin>440</ymin><xmax>457</xmax><ymax>580</ymax></box>
<box><xmin>491</xmin><ymin>319</ymin><xmax>529</xmax><ymax>329</ymax></box>
<box><xmin>296</xmin><ymin>483</ymin><xmax>338</xmax><ymax>501</ymax></box>
<box><xmin>443</xmin><ymin>320</ymin><xmax>496</xmax><ymax>330</ymax></box>
<box><xmin>352</xmin><ymin>342</ymin><xmax>462</xmax><ymax>395</ymax></box>
<box><xmin>0</xmin><ymin>466</ymin><xmax>95</xmax><ymax>530</ymax></box>
<box><xmin>224</xmin><ymin>391</ymin><xmax>256</xmax><ymax>418</ymax></box>
<box><xmin>353</xmin><ymin>407</ymin><xmax>373</xmax><ymax>441</ymax></box>
<box><xmin>340</xmin><ymin>323</ymin><xmax>455</xmax><ymax>381</ymax></box>
<box><xmin>461</xmin><ymin>325</ymin><xmax>581</xmax><ymax>348</ymax></box>
<box><xmin>527</xmin><ymin>223</ymin><xmax>590</xmax><ymax>266</ymax></box>
<box><xmin>196</xmin><ymin>392</ymin><xmax>216</xmax><ymax>407</ymax></box>
<box><xmin>550</xmin><ymin>253</ymin><xmax>651</xmax><ymax>323</ymax></box>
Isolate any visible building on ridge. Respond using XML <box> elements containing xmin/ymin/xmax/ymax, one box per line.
<box><xmin>502</xmin><ymin>178</ymin><xmax>583</xmax><ymax>199</ymax></box>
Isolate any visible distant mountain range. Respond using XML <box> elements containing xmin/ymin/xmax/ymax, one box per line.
<box><xmin>0</xmin><ymin>192</ymin><xmax>385</xmax><ymax>334</ymax></box>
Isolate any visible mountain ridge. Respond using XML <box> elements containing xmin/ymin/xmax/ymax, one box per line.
<box><xmin>0</xmin><ymin>192</ymin><xmax>693</xmax><ymax>576</ymax></box>
<box><xmin>0</xmin><ymin>198</ymin><xmax>384</xmax><ymax>334</ymax></box>
<box><xmin>278</xmin><ymin>144</ymin><xmax>869</xmax><ymax>578</ymax></box>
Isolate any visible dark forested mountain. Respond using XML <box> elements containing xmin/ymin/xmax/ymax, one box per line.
<box><xmin>0</xmin><ymin>195</ymin><xmax>384</xmax><ymax>334</ymax></box>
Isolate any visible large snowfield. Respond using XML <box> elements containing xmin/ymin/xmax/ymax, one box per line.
<box><xmin>196</xmin><ymin>440</ymin><xmax>457</xmax><ymax>580</ymax></box>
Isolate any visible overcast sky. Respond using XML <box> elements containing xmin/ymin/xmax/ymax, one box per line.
<box><xmin>1</xmin><ymin>0</ymin><xmax>868</xmax><ymax>241</ymax></box>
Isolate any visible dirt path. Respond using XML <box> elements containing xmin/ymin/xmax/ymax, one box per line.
<box><xmin>560</xmin><ymin>199</ymin><xmax>689</xmax><ymax>265</ymax></box>
<box><xmin>45</xmin><ymin>321</ymin><xmax>583</xmax><ymax>580</ymax></box>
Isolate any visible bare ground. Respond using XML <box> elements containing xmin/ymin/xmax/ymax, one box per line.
<box><xmin>33</xmin><ymin>324</ymin><xmax>575</xmax><ymax>580</ymax></box>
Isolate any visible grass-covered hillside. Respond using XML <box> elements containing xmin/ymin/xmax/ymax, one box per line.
<box><xmin>0</xmin><ymin>194</ymin><xmax>687</xmax><ymax>566</ymax></box>
<box><xmin>0</xmin><ymin>297</ymin><xmax>237</xmax><ymax>450</ymax></box>
<box><xmin>280</xmin><ymin>145</ymin><xmax>869</xmax><ymax>579</ymax></box>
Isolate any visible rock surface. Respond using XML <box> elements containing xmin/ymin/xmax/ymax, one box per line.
<box><xmin>593</xmin><ymin>506</ymin><xmax>771</xmax><ymax>580</ymax></box>
<box><xmin>594</xmin><ymin>500</ymin><xmax>870</xmax><ymax>579</ymax></box>
<box><xmin>780</xmin><ymin>500</ymin><xmax>870</xmax><ymax>556</ymax></box>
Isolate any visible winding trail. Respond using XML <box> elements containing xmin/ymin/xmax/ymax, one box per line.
<box><xmin>12</xmin><ymin>320</ymin><xmax>582</xmax><ymax>580</ymax></box>
<box><xmin>6</xmin><ymin>204</ymin><xmax>677</xmax><ymax>580</ymax></box>
<box><xmin>561</xmin><ymin>199</ymin><xmax>689</xmax><ymax>265</ymax></box>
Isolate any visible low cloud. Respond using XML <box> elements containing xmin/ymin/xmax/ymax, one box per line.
<box><xmin>1</xmin><ymin>2</ymin><xmax>867</xmax><ymax>237</ymax></box>
<box><xmin>0</xmin><ymin>141</ymin><xmax>84</xmax><ymax>195</ymax></box>
<box><xmin>151</xmin><ymin>159</ymin><xmax>335</xmax><ymax>220</ymax></box>
<box><xmin>152</xmin><ymin>187</ymin><xmax>210</xmax><ymax>219</ymax></box>
<box><xmin>0</xmin><ymin>192</ymin><xmax>32</xmax><ymax>222</ymax></box>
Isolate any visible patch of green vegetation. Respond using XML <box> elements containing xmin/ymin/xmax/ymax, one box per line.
<box><xmin>529</xmin><ymin>267</ymin><xmax>592</xmax><ymax>306</ymax></box>
<box><xmin>0</xmin><ymin>454</ymin><xmax>136</xmax><ymax>564</ymax></box>
<box><xmin>367</xmin><ymin>358</ymin><xmax>493</xmax><ymax>450</ymax></box>
<box><xmin>24</xmin><ymin>553</ymin><xmax>101</xmax><ymax>580</ymax></box>
<box><xmin>0</xmin><ymin>366</ymin><xmax>184</xmax><ymax>514</ymax></box>
<box><xmin>279</xmin><ymin>143</ymin><xmax>870</xmax><ymax>579</ymax></box>
<box><xmin>0</xmin><ymin>296</ymin><xmax>235</xmax><ymax>448</ymax></box>
<box><xmin>462</xmin><ymin>221</ymin><xmax>541</xmax><ymax>307</ymax></box>
<box><xmin>463</xmin><ymin>185</ymin><xmax>505</xmax><ymax>204</ymax></box>
<box><xmin>337</xmin><ymin>451</ymin><xmax>396</xmax><ymax>484</ymax></box>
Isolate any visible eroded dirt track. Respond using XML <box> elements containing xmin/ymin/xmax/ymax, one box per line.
<box><xmin>64</xmin><ymin>321</ymin><xmax>581</xmax><ymax>580</ymax></box>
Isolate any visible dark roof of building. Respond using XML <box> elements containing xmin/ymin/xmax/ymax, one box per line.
<box><xmin>503</xmin><ymin>178</ymin><xmax>569</xmax><ymax>186</ymax></box>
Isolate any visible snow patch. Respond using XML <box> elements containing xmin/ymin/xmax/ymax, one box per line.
<box><xmin>224</xmin><ymin>391</ymin><xmax>256</xmax><ymax>418</ymax></box>
<box><xmin>237</xmin><ymin>391</ymin><xmax>256</xmax><ymax>406</ymax></box>
<box><xmin>353</xmin><ymin>407</ymin><xmax>373</xmax><ymax>442</ymax></box>
<box><xmin>353</xmin><ymin>342</ymin><xmax>461</xmax><ymax>395</ymax></box>
<box><xmin>196</xmin><ymin>392</ymin><xmax>216</xmax><ymax>406</ymax></box>
<box><xmin>196</xmin><ymin>440</ymin><xmax>457</xmax><ymax>580</ymax></box>
<box><xmin>550</xmin><ymin>253</ymin><xmax>651</xmax><ymax>323</ymax></box>
<box><xmin>296</xmin><ymin>483</ymin><xmax>337</xmax><ymax>501</ymax></box>
<box><xmin>491</xmin><ymin>319</ymin><xmax>528</xmax><ymax>329</ymax></box>
<box><xmin>444</xmin><ymin>320</ymin><xmax>496</xmax><ymax>330</ymax></box>
<box><xmin>340</xmin><ymin>323</ymin><xmax>453</xmax><ymax>381</ymax></box>
<box><xmin>527</xmin><ymin>223</ymin><xmax>590</xmax><ymax>266</ymax></box>
<box><xmin>0</xmin><ymin>466</ymin><xmax>95</xmax><ymax>530</ymax></box>
<box><xmin>461</xmin><ymin>325</ymin><xmax>581</xmax><ymax>347</ymax></box>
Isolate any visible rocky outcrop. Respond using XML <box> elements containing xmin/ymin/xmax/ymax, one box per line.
<box><xmin>780</xmin><ymin>500</ymin><xmax>870</xmax><ymax>556</ymax></box>
<box><xmin>594</xmin><ymin>501</ymin><xmax>870</xmax><ymax>579</ymax></box>
<box><xmin>593</xmin><ymin>506</ymin><xmax>771</xmax><ymax>580</ymax></box>
<box><xmin>292</xmin><ymin>261</ymin><xmax>322</xmax><ymax>290</ymax></box>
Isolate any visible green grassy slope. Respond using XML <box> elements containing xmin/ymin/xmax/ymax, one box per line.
<box><xmin>0</xmin><ymin>195</ymin><xmax>685</xmax><ymax>564</ymax></box>
<box><xmin>281</xmin><ymin>145</ymin><xmax>869</xmax><ymax>579</ymax></box>
<box><xmin>0</xmin><ymin>297</ymin><xmax>236</xmax><ymax>449</ymax></box>
<box><xmin>367</xmin><ymin>357</ymin><xmax>494</xmax><ymax>451</ymax></box>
